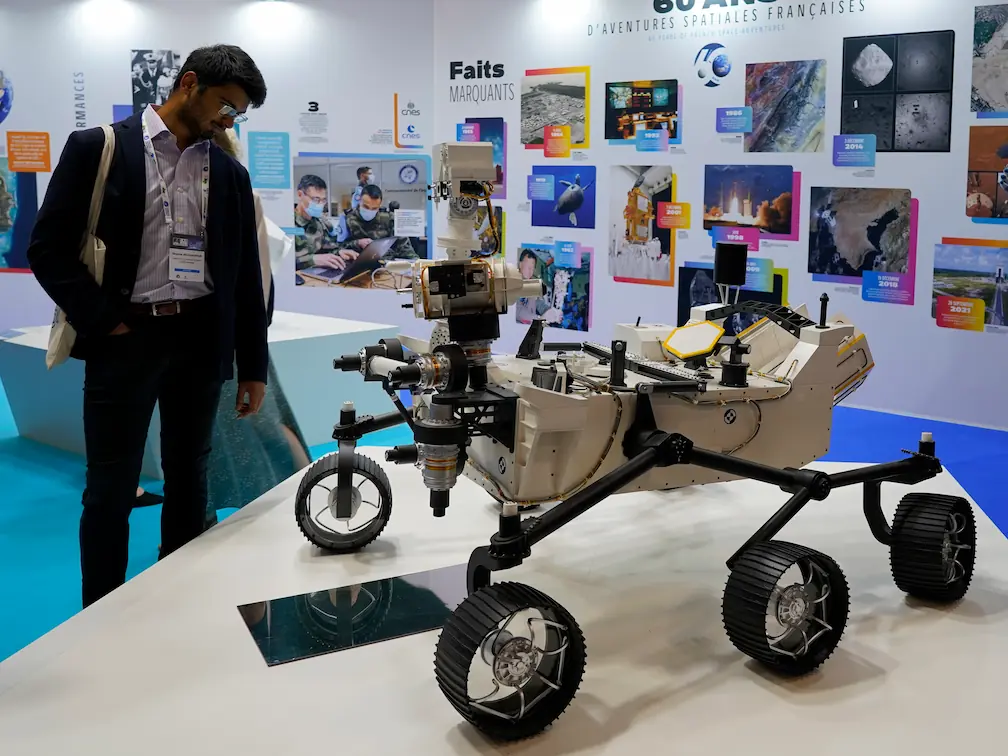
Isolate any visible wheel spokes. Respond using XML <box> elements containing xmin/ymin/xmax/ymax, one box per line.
<box><xmin>308</xmin><ymin>474</ymin><xmax>383</xmax><ymax>537</ymax></box>
<box><xmin>765</xmin><ymin>558</ymin><xmax>834</xmax><ymax>660</ymax></box>
<box><xmin>467</xmin><ymin>610</ymin><xmax>570</xmax><ymax>722</ymax></box>
<box><xmin>943</xmin><ymin>512</ymin><xmax>972</xmax><ymax>585</ymax></box>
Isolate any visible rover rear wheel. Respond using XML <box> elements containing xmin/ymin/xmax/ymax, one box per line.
<box><xmin>722</xmin><ymin>541</ymin><xmax>849</xmax><ymax>677</ymax></box>
<box><xmin>434</xmin><ymin>582</ymin><xmax>586</xmax><ymax>743</ymax></box>
<box><xmin>294</xmin><ymin>451</ymin><xmax>392</xmax><ymax>553</ymax></box>
<box><xmin>890</xmin><ymin>493</ymin><xmax>976</xmax><ymax>603</ymax></box>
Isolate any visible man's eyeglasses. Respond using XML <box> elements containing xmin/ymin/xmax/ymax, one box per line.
<box><xmin>218</xmin><ymin>104</ymin><xmax>248</xmax><ymax>124</ymax></box>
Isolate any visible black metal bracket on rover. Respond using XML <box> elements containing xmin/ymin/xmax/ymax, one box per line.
<box><xmin>464</xmin><ymin>397</ymin><xmax>944</xmax><ymax>596</ymax></box>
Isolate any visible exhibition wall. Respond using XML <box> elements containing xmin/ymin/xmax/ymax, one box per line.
<box><xmin>0</xmin><ymin>0</ymin><xmax>436</xmax><ymax>331</ymax></box>
<box><xmin>431</xmin><ymin>0</ymin><xmax>1008</xmax><ymax>430</ymax></box>
<box><xmin>1</xmin><ymin>0</ymin><xmax>1007</xmax><ymax>430</ymax></box>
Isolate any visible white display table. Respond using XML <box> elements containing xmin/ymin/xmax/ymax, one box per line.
<box><xmin>0</xmin><ymin>455</ymin><xmax>1001</xmax><ymax>753</ymax></box>
<box><xmin>0</xmin><ymin>312</ymin><xmax>397</xmax><ymax>478</ymax></box>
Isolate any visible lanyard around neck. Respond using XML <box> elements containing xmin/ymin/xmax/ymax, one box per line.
<box><xmin>140</xmin><ymin>113</ymin><xmax>210</xmax><ymax>235</ymax></box>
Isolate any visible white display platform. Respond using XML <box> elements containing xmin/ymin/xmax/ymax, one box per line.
<box><xmin>0</xmin><ymin>312</ymin><xmax>397</xmax><ymax>479</ymax></box>
<box><xmin>0</xmin><ymin>455</ymin><xmax>1003</xmax><ymax>753</ymax></box>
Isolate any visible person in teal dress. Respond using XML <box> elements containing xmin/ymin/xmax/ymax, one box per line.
<box><xmin>203</xmin><ymin>129</ymin><xmax>311</xmax><ymax>527</ymax></box>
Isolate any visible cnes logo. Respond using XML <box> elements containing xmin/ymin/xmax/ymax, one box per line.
<box><xmin>401</xmin><ymin>100</ymin><xmax>421</xmax><ymax>116</ymax></box>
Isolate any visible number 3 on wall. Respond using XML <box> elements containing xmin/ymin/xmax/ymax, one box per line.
<box><xmin>307</xmin><ymin>101</ymin><xmax>319</xmax><ymax>112</ymax></box>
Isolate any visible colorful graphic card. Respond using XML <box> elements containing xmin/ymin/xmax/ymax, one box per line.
<box><xmin>608</xmin><ymin>165</ymin><xmax>678</xmax><ymax>287</ymax></box>
<box><xmin>933</xmin><ymin>238</ymin><xmax>1008</xmax><ymax>331</ymax></box>
<box><xmin>521</xmin><ymin>67</ymin><xmax>590</xmax><ymax>150</ymax></box>
<box><xmin>807</xmin><ymin>187</ymin><xmax>918</xmax><ymax>305</ymax></box>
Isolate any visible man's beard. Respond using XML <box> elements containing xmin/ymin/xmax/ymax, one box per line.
<box><xmin>180</xmin><ymin>101</ymin><xmax>214</xmax><ymax>140</ymax></box>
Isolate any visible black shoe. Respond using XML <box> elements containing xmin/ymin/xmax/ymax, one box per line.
<box><xmin>134</xmin><ymin>491</ymin><xmax>164</xmax><ymax>508</ymax></box>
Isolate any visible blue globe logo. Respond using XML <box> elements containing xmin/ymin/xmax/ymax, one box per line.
<box><xmin>712</xmin><ymin>54</ymin><xmax>732</xmax><ymax>79</ymax></box>
<box><xmin>694</xmin><ymin>44</ymin><xmax>732</xmax><ymax>88</ymax></box>
<box><xmin>0</xmin><ymin>70</ymin><xmax>12</xmax><ymax>126</ymax></box>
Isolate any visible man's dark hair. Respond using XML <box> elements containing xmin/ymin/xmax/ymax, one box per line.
<box><xmin>173</xmin><ymin>44</ymin><xmax>267</xmax><ymax>108</ymax></box>
<box><xmin>361</xmin><ymin>184</ymin><xmax>383</xmax><ymax>201</ymax></box>
<box><xmin>298</xmin><ymin>174</ymin><xmax>327</xmax><ymax>193</ymax></box>
<box><xmin>357</xmin><ymin>166</ymin><xmax>371</xmax><ymax>180</ymax></box>
<box><xmin>519</xmin><ymin>249</ymin><xmax>538</xmax><ymax>263</ymax></box>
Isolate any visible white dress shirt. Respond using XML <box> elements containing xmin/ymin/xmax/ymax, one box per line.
<box><xmin>131</xmin><ymin>104</ymin><xmax>214</xmax><ymax>304</ymax></box>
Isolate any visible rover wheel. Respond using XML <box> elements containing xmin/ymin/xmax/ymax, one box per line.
<box><xmin>293</xmin><ymin>579</ymin><xmax>395</xmax><ymax>647</ymax></box>
<box><xmin>434</xmin><ymin>582</ymin><xmax>586</xmax><ymax>742</ymax></box>
<box><xmin>294</xmin><ymin>452</ymin><xmax>392</xmax><ymax>553</ymax></box>
<box><xmin>890</xmin><ymin>493</ymin><xmax>976</xmax><ymax>603</ymax></box>
<box><xmin>722</xmin><ymin>541</ymin><xmax>849</xmax><ymax>677</ymax></box>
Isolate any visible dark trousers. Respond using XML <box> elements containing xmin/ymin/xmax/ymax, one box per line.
<box><xmin>80</xmin><ymin>302</ymin><xmax>222</xmax><ymax>608</ymax></box>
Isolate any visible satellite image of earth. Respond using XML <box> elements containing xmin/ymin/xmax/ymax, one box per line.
<box><xmin>745</xmin><ymin>60</ymin><xmax>827</xmax><ymax>153</ymax></box>
<box><xmin>0</xmin><ymin>70</ymin><xmax>13</xmax><ymax>126</ymax></box>
<box><xmin>808</xmin><ymin>187</ymin><xmax>911</xmax><ymax>277</ymax></box>
<box><xmin>973</xmin><ymin>4</ymin><xmax>1008</xmax><ymax>113</ymax></box>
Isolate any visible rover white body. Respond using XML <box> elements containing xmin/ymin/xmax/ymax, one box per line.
<box><xmin>403</xmin><ymin>304</ymin><xmax>873</xmax><ymax>507</ymax></box>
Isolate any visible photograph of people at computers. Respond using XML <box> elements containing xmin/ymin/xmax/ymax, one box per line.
<box><xmin>292</xmin><ymin>155</ymin><xmax>429</xmax><ymax>289</ymax></box>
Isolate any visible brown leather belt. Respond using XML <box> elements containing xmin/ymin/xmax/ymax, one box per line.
<box><xmin>128</xmin><ymin>299</ymin><xmax>197</xmax><ymax>317</ymax></box>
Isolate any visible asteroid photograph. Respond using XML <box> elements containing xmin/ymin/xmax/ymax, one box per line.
<box><xmin>841</xmin><ymin>30</ymin><xmax>955</xmax><ymax>153</ymax></box>
<box><xmin>895</xmin><ymin>92</ymin><xmax>952</xmax><ymax>151</ymax></box>
<box><xmin>841</xmin><ymin>94</ymin><xmax>894</xmax><ymax>151</ymax></box>
<box><xmin>744</xmin><ymin>59</ymin><xmax>827</xmax><ymax>153</ymax></box>
<box><xmin>972</xmin><ymin>4</ymin><xmax>1008</xmax><ymax>114</ymax></box>
<box><xmin>966</xmin><ymin>126</ymin><xmax>1008</xmax><ymax>220</ymax></box>
<box><xmin>808</xmin><ymin>187</ymin><xmax>912</xmax><ymax>279</ymax></box>
<box><xmin>843</xmin><ymin>36</ymin><xmax>897</xmax><ymax>93</ymax></box>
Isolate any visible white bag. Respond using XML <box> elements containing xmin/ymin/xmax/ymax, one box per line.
<box><xmin>264</xmin><ymin>215</ymin><xmax>293</xmax><ymax>273</ymax></box>
<box><xmin>45</xmin><ymin>124</ymin><xmax>115</xmax><ymax>369</ymax></box>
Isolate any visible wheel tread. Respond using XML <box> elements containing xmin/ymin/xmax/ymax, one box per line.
<box><xmin>890</xmin><ymin>493</ymin><xmax>976</xmax><ymax>603</ymax></box>
<box><xmin>722</xmin><ymin>541</ymin><xmax>850</xmax><ymax>677</ymax></box>
<box><xmin>293</xmin><ymin>452</ymin><xmax>393</xmax><ymax>553</ymax></box>
<box><xmin>434</xmin><ymin>582</ymin><xmax>586</xmax><ymax>743</ymax></box>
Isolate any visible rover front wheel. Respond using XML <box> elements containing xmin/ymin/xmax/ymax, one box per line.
<box><xmin>434</xmin><ymin>582</ymin><xmax>586</xmax><ymax>743</ymax></box>
<box><xmin>294</xmin><ymin>452</ymin><xmax>392</xmax><ymax>553</ymax></box>
<box><xmin>722</xmin><ymin>541</ymin><xmax>850</xmax><ymax>677</ymax></box>
<box><xmin>890</xmin><ymin>493</ymin><xmax>976</xmax><ymax>603</ymax></box>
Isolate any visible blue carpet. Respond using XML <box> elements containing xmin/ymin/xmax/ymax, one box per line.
<box><xmin>0</xmin><ymin>378</ymin><xmax>1004</xmax><ymax>662</ymax></box>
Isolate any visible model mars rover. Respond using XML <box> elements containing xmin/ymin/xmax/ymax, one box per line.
<box><xmin>293</xmin><ymin>142</ymin><xmax>977</xmax><ymax>742</ymax></box>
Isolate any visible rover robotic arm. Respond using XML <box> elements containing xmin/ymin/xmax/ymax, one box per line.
<box><xmin>297</xmin><ymin>142</ymin><xmax>543</xmax><ymax>539</ymax></box>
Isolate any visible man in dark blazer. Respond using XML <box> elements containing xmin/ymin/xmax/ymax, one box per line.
<box><xmin>27</xmin><ymin>45</ymin><xmax>270</xmax><ymax>607</ymax></box>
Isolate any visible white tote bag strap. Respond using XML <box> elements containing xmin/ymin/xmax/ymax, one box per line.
<box><xmin>86</xmin><ymin>125</ymin><xmax>115</xmax><ymax>237</ymax></box>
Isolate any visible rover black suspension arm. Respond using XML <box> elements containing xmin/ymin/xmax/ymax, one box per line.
<box><xmin>331</xmin><ymin>409</ymin><xmax>410</xmax><ymax>442</ymax></box>
<box><xmin>382</xmin><ymin>382</ymin><xmax>418</xmax><ymax>431</ymax></box>
<box><xmin>467</xmin><ymin>429</ymin><xmax>943</xmax><ymax>592</ymax></box>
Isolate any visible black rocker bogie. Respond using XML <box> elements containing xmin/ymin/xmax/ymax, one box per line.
<box><xmin>433</xmin><ymin>415</ymin><xmax>978</xmax><ymax>741</ymax></box>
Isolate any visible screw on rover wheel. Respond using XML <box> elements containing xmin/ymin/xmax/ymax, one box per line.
<box><xmin>434</xmin><ymin>582</ymin><xmax>586</xmax><ymax>743</ymax></box>
<box><xmin>293</xmin><ymin>451</ymin><xmax>393</xmax><ymax>553</ymax></box>
<box><xmin>890</xmin><ymin>493</ymin><xmax>976</xmax><ymax>603</ymax></box>
<box><xmin>722</xmin><ymin>541</ymin><xmax>850</xmax><ymax>677</ymax></box>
